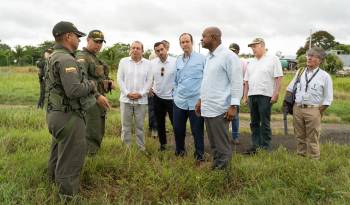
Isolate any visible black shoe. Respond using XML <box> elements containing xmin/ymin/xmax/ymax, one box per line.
<box><xmin>244</xmin><ymin>147</ymin><xmax>257</xmax><ymax>155</ymax></box>
<box><xmin>175</xmin><ymin>150</ymin><xmax>185</xmax><ymax>157</ymax></box>
<box><xmin>159</xmin><ymin>144</ymin><xmax>166</xmax><ymax>151</ymax></box>
<box><xmin>211</xmin><ymin>162</ymin><xmax>228</xmax><ymax>170</ymax></box>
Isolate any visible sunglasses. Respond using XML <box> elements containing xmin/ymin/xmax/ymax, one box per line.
<box><xmin>161</xmin><ymin>67</ymin><xmax>165</xmax><ymax>77</ymax></box>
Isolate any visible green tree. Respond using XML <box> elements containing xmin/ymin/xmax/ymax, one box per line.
<box><xmin>322</xmin><ymin>54</ymin><xmax>343</xmax><ymax>74</ymax></box>
<box><xmin>12</xmin><ymin>45</ymin><xmax>24</xmax><ymax>65</ymax></box>
<box><xmin>296</xmin><ymin>53</ymin><xmax>343</xmax><ymax>74</ymax></box>
<box><xmin>0</xmin><ymin>42</ymin><xmax>12</xmax><ymax>66</ymax></box>
<box><xmin>98</xmin><ymin>43</ymin><xmax>130</xmax><ymax>72</ymax></box>
<box><xmin>333</xmin><ymin>44</ymin><xmax>350</xmax><ymax>54</ymax></box>
<box><xmin>296</xmin><ymin>30</ymin><xmax>338</xmax><ymax>57</ymax></box>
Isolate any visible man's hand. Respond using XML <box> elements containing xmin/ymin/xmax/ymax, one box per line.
<box><xmin>195</xmin><ymin>99</ymin><xmax>201</xmax><ymax>117</ymax></box>
<box><xmin>224</xmin><ymin>106</ymin><xmax>237</xmax><ymax>121</ymax></box>
<box><xmin>96</xmin><ymin>95</ymin><xmax>111</xmax><ymax>110</ymax></box>
<box><xmin>148</xmin><ymin>88</ymin><xmax>155</xmax><ymax>97</ymax></box>
<box><xmin>242</xmin><ymin>95</ymin><xmax>248</xmax><ymax>105</ymax></box>
<box><xmin>319</xmin><ymin>105</ymin><xmax>328</xmax><ymax>117</ymax></box>
<box><xmin>270</xmin><ymin>93</ymin><xmax>279</xmax><ymax>104</ymax></box>
<box><xmin>127</xmin><ymin>92</ymin><xmax>142</xmax><ymax>100</ymax></box>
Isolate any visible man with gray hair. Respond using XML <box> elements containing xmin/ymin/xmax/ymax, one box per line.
<box><xmin>243</xmin><ymin>38</ymin><xmax>283</xmax><ymax>154</ymax></box>
<box><xmin>285</xmin><ymin>47</ymin><xmax>333</xmax><ymax>160</ymax></box>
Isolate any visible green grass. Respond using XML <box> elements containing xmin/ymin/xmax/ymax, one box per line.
<box><xmin>1</xmin><ymin>106</ymin><xmax>350</xmax><ymax>204</ymax></box>
<box><xmin>1</xmin><ymin>66</ymin><xmax>350</xmax><ymax>204</ymax></box>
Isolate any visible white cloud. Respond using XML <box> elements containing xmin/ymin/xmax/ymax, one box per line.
<box><xmin>0</xmin><ymin>0</ymin><xmax>349</xmax><ymax>56</ymax></box>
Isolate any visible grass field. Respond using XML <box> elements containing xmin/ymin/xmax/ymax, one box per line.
<box><xmin>1</xmin><ymin>66</ymin><xmax>350</xmax><ymax>204</ymax></box>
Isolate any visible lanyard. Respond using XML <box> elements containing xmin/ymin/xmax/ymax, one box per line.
<box><xmin>304</xmin><ymin>68</ymin><xmax>319</xmax><ymax>92</ymax></box>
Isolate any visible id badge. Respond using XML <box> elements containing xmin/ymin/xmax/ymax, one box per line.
<box><xmin>302</xmin><ymin>93</ymin><xmax>310</xmax><ymax>101</ymax></box>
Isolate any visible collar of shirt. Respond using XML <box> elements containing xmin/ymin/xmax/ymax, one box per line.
<box><xmin>306</xmin><ymin>67</ymin><xmax>320</xmax><ymax>74</ymax></box>
<box><xmin>83</xmin><ymin>47</ymin><xmax>96</xmax><ymax>56</ymax></box>
<box><xmin>128</xmin><ymin>57</ymin><xmax>145</xmax><ymax>64</ymax></box>
<box><xmin>209</xmin><ymin>44</ymin><xmax>224</xmax><ymax>58</ymax></box>
<box><xmin>54</xmin><ymin>44</ymin><xmax>75</xmax><ymax>56</ymax></box>
<box><xmin>182</xmin><ymin>51</ymin><xmax>193</xmax><ymax>62</ymax></box>
<box><xmin>156</xmin><ymin>56</ymin><xmax>170</xmax><ymax>64</ymax></box>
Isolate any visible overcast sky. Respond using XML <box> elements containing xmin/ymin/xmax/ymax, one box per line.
<box><xmin>1</xmin><ymin>0</ymin><xmax>349</xmax><ymax>56</ymax></box>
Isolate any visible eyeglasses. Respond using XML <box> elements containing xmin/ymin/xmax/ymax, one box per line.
<box><xmin>161</xmin><ymin>67</ymin><xmax>165</xmax><ymax>77</ymax></box>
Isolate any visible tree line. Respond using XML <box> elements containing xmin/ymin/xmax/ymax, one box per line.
<box><xmin>1</xmin><ymin>30</ymin><xmax>349</xmax><ymax>73</ymax></box>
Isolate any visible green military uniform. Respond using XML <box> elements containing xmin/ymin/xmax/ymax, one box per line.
<box><xmin>76</xmin><ymin>30</ymin><xmax>111</xmax><ymax>154</ymax></box>
<box><xmin>46</xmin><ymin>21</ymin><xmax>96</xmax><ymax>197</ymax></box>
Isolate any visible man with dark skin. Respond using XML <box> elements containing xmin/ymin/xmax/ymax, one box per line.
<box><xmin>196</xmin><ymin>27</ymin><xmax>243</xmax><ymax>169</ymax></box>
<box><xmin>46</xmin><ymin>21</ymin><xmax>97</xmax><ymax>198</ymax></box>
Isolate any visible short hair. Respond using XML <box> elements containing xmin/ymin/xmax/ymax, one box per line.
<box><xmin>154</xmin><ymin>41</ymin><xmax>166</xmax><ymax>49</ymax></box>
<box><xmin>179</xmin><ymin>33</ymin><xmax>193</xmax><ymax>43</ymax></box>
<box><xmin>54</xmin><ymin>34</ymin><xmax>65</xmax><ymax>43</ymax></box>
<box><xmin>131</xmin><ymin>41</ymin><xmax>144</xmax><ymax>51</ymax></box>
<box><xmin>307</xmin><ymin>47</ymin><xmax>326</xmax><ymax>61</ymax></box>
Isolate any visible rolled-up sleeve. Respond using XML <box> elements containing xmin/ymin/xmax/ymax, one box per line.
<box><xmin>117</xmin><ymin>59</ymin><xmax>129</xmax><ymax>96</ymax></box>
<box><xmin>227</xmin><ymin>55</ymin><xmax>243</xmax><ymax>105</ymax></box>
<box><xmin>322</xmin><ymin>74</ymin><xmax>333</xmax><ymax>106</ymax></box>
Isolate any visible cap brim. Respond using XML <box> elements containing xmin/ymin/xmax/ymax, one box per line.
<box><xmin>248</xmin><ymin>42</ymin><xmax>259</xmax><ymax>47</ymax></box>
<box><xmin>93</xmin><ymin>38</ymin><xmax>106</xmax><ymax>43</ymax></box>
<box><xmin>74</xmin><ymin>31</ymin><xmax>86</xmax><ymax>37</ymax></box>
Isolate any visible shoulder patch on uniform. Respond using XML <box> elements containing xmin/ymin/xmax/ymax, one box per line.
<box><xmin>65</xmin><ymin>67</ymin><xmax>77</xmax><ymax>73</ymax></box>
<box><xmin>77</xmin><ymin>59</ymin><xmax>86</xmax><ymax>63</ymax></box>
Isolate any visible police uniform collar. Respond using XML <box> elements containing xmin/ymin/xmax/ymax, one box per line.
<box><xmin>83</xmin><ymin>47</ymin><xmax>96</xmax><ymax>56</ymax></box>
<box><xmin>53</xmin><ymin>44</ymin><xmax>75</xmax><ymax>56</ymax></box>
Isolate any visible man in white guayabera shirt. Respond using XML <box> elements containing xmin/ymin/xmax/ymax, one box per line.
<box><xmin>117</xmin><ymin>41</ymin><xmax>152</xmax><ymax>151</ymax></box>
<box><xmin>149</xmin><ymin>41</ymin><xmax>176</xmax><ymax>151</ymax></box>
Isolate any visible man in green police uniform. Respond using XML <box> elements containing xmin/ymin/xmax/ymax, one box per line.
<box><xmin>46</xmin><ymin>21</ymin><xmax>98</xmax><ymax>198</ymax></box>
<box><xmin>76</xmin><ymin>30</ymin><xmax>113</xmax><ymax>155</ymax></box>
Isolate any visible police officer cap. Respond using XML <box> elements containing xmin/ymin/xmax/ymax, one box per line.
<box><xmin>88</xmin><ymin>30</ymin><xmax>106</xmax><ymax>43</ymax></box>
<box><xmin>52</xmin><ymin>21</ymin><xmax>86</xmax><ymax>38</ymax></box>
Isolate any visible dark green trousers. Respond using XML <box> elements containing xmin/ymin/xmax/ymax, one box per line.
<box><xmin>47</xmin><ymin>111</ymin><xmax>87</xmax><ymax>196</ymax></box>
<box><xmin>85</xmin><ymin>103</ymin><xmax>106</xmax><ymax>154</ymax></box>
<box><xmin>248</xmin><ymin>95</ymin><xmax>272</xmax><ymax>149</ymax></box>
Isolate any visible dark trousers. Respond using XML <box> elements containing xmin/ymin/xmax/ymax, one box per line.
<box><xmin>173</xmin><ymin>104</ymin><xmax>204</xmax><ymax>160</ymax></box>
<box><xmin>248</xmin><ymin>95</ymin><xmax>272</xmax><ymax>149</ymax></box>
<box><xmin>205</xmin><ymin>114</ymin><xmax>232</xmax><ymax>168</ymax></box>
<box><xmin>148</xmin><ymin>96</ymin><xmax>158</xmax><ymax>130</ymax></box>
<box><xmin>153</xmin><ymin>94</ymin><xmax>174</xmax><ymax>146</ymax></box>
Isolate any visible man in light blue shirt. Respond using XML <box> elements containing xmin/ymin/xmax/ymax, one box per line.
<box><xmin>196</xmin><ymin>27</ymin><xmax>243</xmax><ymax>170</ymax></box>
<box><xmin>173</xmin><ymin>33</ymin><xmax>206</xmax><ymax>162</ymax></box>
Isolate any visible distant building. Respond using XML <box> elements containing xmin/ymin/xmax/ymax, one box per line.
<box><xmin>279</xmin><ymin>55</ymin><xmax>297</xmax><ymax>70</ymax></box>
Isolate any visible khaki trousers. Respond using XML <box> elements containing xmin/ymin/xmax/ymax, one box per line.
<box><xmin>120</xmin><ymin>102</ymin><xmax>147</xmax><ymax>150</ymax></box>
<box><xmin>293</xmin><ymin>105</ymin><xmax>321</xmax><ymax>159</ymax></box>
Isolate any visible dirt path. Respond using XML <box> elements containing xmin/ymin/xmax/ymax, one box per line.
<box><xmin>151</xmin><ymin>113</ymin><xmax>350</xmax><ymax>154</ymax></box>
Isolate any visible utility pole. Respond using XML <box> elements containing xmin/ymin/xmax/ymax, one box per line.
<box><xmin>198</xmin><ymin>42</ymin><xmax>201</xmax><ymax>53</ymax></box>
<box><xmin>309</xmin><ymin>29</ymin><xmax>312</xmax><ymax>50</ymax></box>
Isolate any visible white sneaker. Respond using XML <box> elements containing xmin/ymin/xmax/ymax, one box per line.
<box><xmin>151</xmin><ymin>129</ymin><xmax>158</xmax><ymax>137</ymax></box>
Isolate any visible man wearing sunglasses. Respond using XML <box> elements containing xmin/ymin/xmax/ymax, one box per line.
<box><xmin>149</xmin><ymin>41</ymin><xmax>176</xmax><ymax>151</ymax></box>
<box><xmin>76</xmin><ymin>30</ymin><xmax>113</xmax><ymax>155</ymax></box>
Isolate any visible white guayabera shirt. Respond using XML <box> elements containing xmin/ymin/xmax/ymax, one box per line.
<box><xmin>117</xmin><ymin>57</ymin><xmax>152</xmax><ymax>104</ymax></box>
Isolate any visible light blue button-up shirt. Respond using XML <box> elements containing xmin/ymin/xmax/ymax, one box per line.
<box><xmin>200</xmin><ymin>44</ymin><xmax>243</xmax><ymax>117</ymax></box>
<box><xmin>173</xmin><ymin>51</ymin><xmax>206</xmax><ymax>110</ymax></box>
